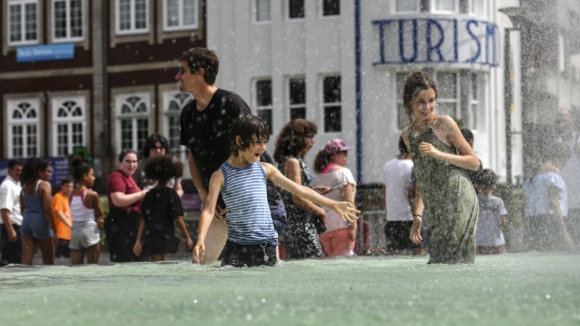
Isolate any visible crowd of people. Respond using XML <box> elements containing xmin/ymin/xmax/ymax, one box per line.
<box><xmin>0</xmin><ymin>48</ymin><xmax>578</xmax><ymax>267</ymax></box>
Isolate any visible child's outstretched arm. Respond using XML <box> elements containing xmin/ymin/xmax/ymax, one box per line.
<box><xmin>176</xmin><ymin>217</ymin><xmax>194</xmax><ymax>251</ymax></box>
<box><xmin>133</xmin><ymin>219</ymin><xmax>145</xmax><ymax>257</ymax></box>
<box><xmin>262</xmin><ymin>163</ymin><xmax>359</xmax><ymax>223</ymax></box>
<box><xmin>193</xmin><ymin>170</ymin><xmax>224</xmax><ymax>264</ymax></box>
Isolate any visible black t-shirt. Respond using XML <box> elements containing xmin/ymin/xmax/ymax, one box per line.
<box><xmin>141</xmin><ymin>187</ymin><xmax>184</xmax><ymax>252</ymax></box>
<box><xmin>179</xmin><ymin>89</ymin><xmax>252</xmax><ymax>191</ymax></box>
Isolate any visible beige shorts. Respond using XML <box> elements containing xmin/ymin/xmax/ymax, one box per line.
<box><xmin>69</xmin><ymin>220</ymin><xmax>100</xmax><ymax>250</ymax></box>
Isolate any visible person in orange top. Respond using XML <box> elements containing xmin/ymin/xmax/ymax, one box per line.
<box><xmin>52</xmin><ymin>177</ymin><xmax>73</xmax><ymax>259</ymax></box>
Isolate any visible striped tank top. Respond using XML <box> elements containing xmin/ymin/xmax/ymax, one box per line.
<box><xmin>220</xmin><ymin>161</ymin><xmax>277</xmax><ymax>245</ymax></box>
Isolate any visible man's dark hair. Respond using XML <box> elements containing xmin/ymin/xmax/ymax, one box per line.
<box><xmin>461</xmin><ymin>128</ymin><xmax>474</xmax><ymax>143</ymax></box>
<box><xmin>60</xmin><ymin>177</ymin><xmax>73</xmax><ymax>186</ymax></box>
<box><xmin>141</xmin><ymin>134</ymin><xmax>170</xmax><ymax>159</ymax></box>
<box><xmin>230</xmin><ymin>115</ymin><xmax>270</xmax><ymax>156</ymax></box>
<box><xmin>8</xmin><ymin>159</ymin><xmax>23</xmax><ymax>169</ymax></box>
<box><xmin>180</xmin><ymin>48</ymin><xmax>220</xmax><ymax>85</ymax></box>
<box><xmin>398</xmin><ymin>136</ymin><xmax>409</xmax><ymax>155</ymax></box>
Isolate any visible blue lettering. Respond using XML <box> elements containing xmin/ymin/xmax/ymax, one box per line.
<box><xmin>372</xmin><ymin>20</ymin><xmax>392</xmax><ymax>65</ymax></box>
<box><xmin>485</xmin><ymin>23</ymin><xmax>498</xmax><ymax>66</ymax></box>
<box><xmin>426</xmin><ymin>19</ymin><xmax>445</xmax><ymax>62</ymax></box>
<box><xmin>465</xmin><ymin>20</ymin><xmax>480</xmax><ymax>63</ymax></box>
<box><xmin>399</xmin><ymin>19</ymin><xmax>418</xmax><ymax>63</ymax></box>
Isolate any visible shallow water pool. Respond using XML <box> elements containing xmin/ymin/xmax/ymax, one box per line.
<box><xmin>1</xmin><ymin>253</ymin><xmax>579</xmax><ymax>325</ymax></box>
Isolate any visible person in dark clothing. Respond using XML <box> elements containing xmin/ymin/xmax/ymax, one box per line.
<box><xmin>461</xmin><ymin>128</ymin><xmax>483</xmax><ymax>189</ymax></box>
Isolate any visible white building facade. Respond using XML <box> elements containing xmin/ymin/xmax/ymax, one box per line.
<box><xmin>207</xmin><ymin>0</ymin><xmax>516</xmax><ymax>184</ymax></box>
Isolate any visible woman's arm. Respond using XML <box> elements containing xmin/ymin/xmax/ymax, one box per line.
<box><xmin>264</xmin><ymin>163</ymin><xmax>359</xmax><ymax>223</ymax></box>
<box><xmin>39</xmin><ymin>182</ymin><xmax>57</xmax><ymax>236</ymax></box>
<box><xmin>193</xmin><ymin>170</ymin><xmax>224</xmax><ymax>264</ymax></box>
<box><xmin>548</xmin><ymin>185</ymin><xmax>574</xmax><ymax>250</ymax></box>
<box><xmin>19</xmin><ymin>191</ymin><xmax>25</xmax><ymax>215</ymax></box>
<box><xmin>282</xmin><ymin>158</ymin><xmax>326</xmax><ymax>217</ymax></box>
<box><xmin>423</xmin><ymin>116</ymin><xmax>480</xmax><ymax>171</ymax></box>
<box><xmin>109</xmin><ymin>190</ymin><xmax>146</xmax><ymax>208</ymax></box>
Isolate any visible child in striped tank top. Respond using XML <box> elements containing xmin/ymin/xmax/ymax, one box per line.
<box><xmin>193</xmin><ymin>115</ymin><xmax>360</xmax><ymax>267</ymax></box>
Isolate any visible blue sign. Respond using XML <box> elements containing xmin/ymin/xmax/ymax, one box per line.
<box><xmin>16</xmin><ymin>43</ymin><xmax>75</xmax><ymax>63</ymax></box>
<box><xmin>372</xmin><ymin>18</ymin><xmax>500</xmax><ymax>67</ymax></box>
<box><xmin>0</xmin><ymin>158</ymin><xmax>71</xmax><ymax>187</ymax></box>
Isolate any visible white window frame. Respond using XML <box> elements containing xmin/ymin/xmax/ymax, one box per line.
<box><xmin>253</xmin><ymin>0</ymin><xmax>271</xmax><ymax>23</ymax></box>
<box><xmin>287</xmin><ymin>77</ymin><xmax>306</xmax><ymax>121</ymax></box>
<box><xmin>320</xmin><ymin>0</ymin><xmax>340</xmax><ymax>17</ymax></box>
<box><xmin>115</xmin><ymin>93</ymin><xmax>151</xmax><ymax>153</ymax></box>
<box><xmin>431</xmin><ymin>0</ymin><xmax>459</xmax><ymax>14</ymax></box>
<box><xmin>394</xmin><ymin>0</ymin><xmax>420</xmax><ymax>13</ymax></box>
<box><xmin>254</xmin><ymin>78</ymin><xmax>273</xmax><ymax>133</ymax></box>
<box><xmin>115</xmin><ymin>0</ymin><xmax>149</xmax><ymax>35</ymax></box>
<box><xmin>163</xmin><ymin>0</ymin><xmax>198</xmax><ymax>31</ymax></box>
<box><xmin>321</xmin><ymin>75</ymin><xmax>342</xmax><ymax>133</ymax></box>
<box><xmin>435</xmin><ymin>71</ymin><xmax>459</xmax><ymax>118</ymax></box>
<box><xmin>52</xmin><ymin>0</ymin><xmax>84</xmax><ymax>42</ymax></box>
<box><xmin>7</xmin><ymin>98</ymin><xmax>40</xmax><ymax>158</ymax></box>
<box><xmin>52</xmin><ymin>96</ymin><xmax>86</xmax><ymax>156</ymax></box>
<box><xmin>468</xmin><ymin>73</ymin><xmax>481</xmax><ymax>130</ymax></box>
<box><xmin>8</xmin><ymin>0</ymin><xmax>39</xmax><ymax>46</ymax></box>
<box><xmin>162</xmin><ymin>90</ymin><xmax>193</xmax><ymax>162</ymax></box>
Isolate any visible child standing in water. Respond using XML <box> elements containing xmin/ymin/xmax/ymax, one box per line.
<box><xmin>69</xmin><ymin>156</ymin><xmax>105</xmax><ymax>264</ymax></box>
<box><xmin>133</xmin><ymin>155</ymin><xmax>193</xmax><ymax>262</ymax></box>
<box><xmin>476</xmin><ymin>169</ymin><xmax>508</xmax><ymax>255</ymax></box>
<box><xmin>193</xmin><ymin>115</ymin><xmax>359</xmax><ymax>267</ymax></box>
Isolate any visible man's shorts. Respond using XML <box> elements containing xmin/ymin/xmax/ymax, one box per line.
<box><xmin>220</xmin><ymin>241</ymin><xmax>277</xmax><ymax>267</ymax></box>
<box><xmin>384</xmin><ymin>221</ymin><xmax>424</xmax><ymax>251</ymax></box>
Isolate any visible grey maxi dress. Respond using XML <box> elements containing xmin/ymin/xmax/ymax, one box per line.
<box><xmin>409</xmin><ymin>122</ymin><xmax>479</xmax><ymax>264</ymax></box>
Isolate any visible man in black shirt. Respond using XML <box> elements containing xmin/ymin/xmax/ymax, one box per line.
<box><xmin>178</xmin><ymin>48</ymin><xmax>252</xmax><ymax>214</ymax></box>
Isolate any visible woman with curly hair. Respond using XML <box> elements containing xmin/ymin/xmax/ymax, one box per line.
<box><xmin>273</xmin><ymin>119</ymin><xmax>325</xmax><ymax>259</ymax></box>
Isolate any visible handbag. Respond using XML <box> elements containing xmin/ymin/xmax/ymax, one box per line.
<box><xmin>312</xmin><ymin>215</ymin><xmax>326</xmax><ymax>235</ymax></box>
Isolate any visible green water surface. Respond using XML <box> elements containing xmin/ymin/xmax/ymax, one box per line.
<box><xmin>1</xmin><ymin>253</ymin><xmax>579</xmax><ymax>325</ymax></box>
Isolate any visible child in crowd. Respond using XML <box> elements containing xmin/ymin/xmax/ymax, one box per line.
<box><xmin>193</xmin><ymin>115</ymin><xmax>359</xmax><ymax>267</ymax></box>
<box><xmin>476</xmin><ymin>169</ymin><xmax>508</xmax><ymax>255</ymax></box>
<box><xmin>69</xmin><ymin>156</ymin><xmax>105</xmax><ymax>264</ymax></box>
<box><xmin>133</xmin><ymin>155</ymin><xmax>193</xmax><ymax>262</ymax></box>
<box><xmin>52</xmin><ymin>177</ymin><xmax>74</xmax><ymax>259</ymax></box>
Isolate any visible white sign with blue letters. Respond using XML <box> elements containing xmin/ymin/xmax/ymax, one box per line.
<box><xmin>372</xmin><ymin>17</ymin><xmax>500</xmax><ymax>67</ymax></box>
<box><xmin>16</xmin><ymin>43</ymin><xmax>75</xmax><ymax>63</ymax></box>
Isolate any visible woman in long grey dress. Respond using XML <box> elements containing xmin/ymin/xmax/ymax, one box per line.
<box><xmin>401</xmin><ymin>72</ymin><xmax>480</xmax><ymax>264</ymax></box>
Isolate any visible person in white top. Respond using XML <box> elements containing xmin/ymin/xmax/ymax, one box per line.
<box><xmin>559</xmin><ymin>108</ymin><xmax>580</xmax><ymax>247</ymax></box>
<box><xmin>476</xmin><ymin>169</ymin><xmax>508</xmax><ymax>255</ymax></box>
<box><xmin>381</xmin><ymin>137</ymin><xmax>424</xmax><ymax>255</ymax></box>
<box><xmin>313</xmin><ymin>139</ymin><xmax>357</xmax><ymax>257</ymax></box>
<box><xmin>69</xmin><ymin>156</ymin><xmax>105</xmax><ymax>264</ymax></box>
<box><xmin>0</xmin><ymin>159</ymin><xmax>23</xmax><ymax>265</ymax></box>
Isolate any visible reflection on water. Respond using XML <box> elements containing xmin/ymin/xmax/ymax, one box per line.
<box><xmin>1</xmin><ymin>253</ymin><xmax>579</xmax><ymax>325</ymax></box>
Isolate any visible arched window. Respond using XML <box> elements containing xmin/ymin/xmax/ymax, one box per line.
<box><xmin>52</xmin><ymin>97</ymin><xmax>86</xmax><ymax>156</ymax></box>
<box><xmin>7</xmin><ymin>99</ymin><xmax>40</xmax><ymax>158</ymax></box>
<box><xmin>163</xmin><ymin>91</ymin><xmax>192</xmax><ymax>161</ymax></box>
<box><xmin>116</xmin><ymin>93</ymin><xmax>150</xmax><ymax>153</ymax></box>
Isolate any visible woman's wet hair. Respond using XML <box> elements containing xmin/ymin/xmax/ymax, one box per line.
<box><xmin>71</xmin><ymin>156</ymin><xmax>92</xmax><ymax>182</ymax></box>
<box><xmin>403</xmin><ymin>72</ymin><xmax>438</xmax><ymax>123</ymax></box>
<box><xmin>313</xmin><ymin>150</ymin><xmax>333</xmax><ymax>174</ymax></box>
<box><xmin>144</xmin><ymin>155</ymin><xmax>184</xmax><ymax>182</ymax></box>
<box><xmin>20</xmin><ymin>157</ymin><xmax>50</xmax><ymax>186</ymax></box>
<box><xmin>118</xmin><ymin>149</ymin><xmax>138</xmax><ymax>162</ymax></box>
<box><xmin>229</xmin><ymin>115</ymin><xmax>270</xmax><ymax>156</ymax></box>
<box><xmin>273</xmin><ymin>119</ymin><xmax>318</xmax><ymax>162</ymax></box>
<box><xmin>398</xmin><ymin>136</ymin><xmax>409</xmax><ymax>155</ymax></box>
<box><xmin>141</xmin><ymin>134</ymin><xmax>170</xmax><ymax>159</ymax></box>
<box><xmin>478</xmin><ymin>169</ymin><xmax>497</xmax><ymax>191</ymax></box>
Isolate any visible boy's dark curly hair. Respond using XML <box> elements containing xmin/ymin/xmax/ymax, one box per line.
<box><xmin>144</xmin><ymin>155</ymin><xmax>184</xmax><ymax>183</ymax></box>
